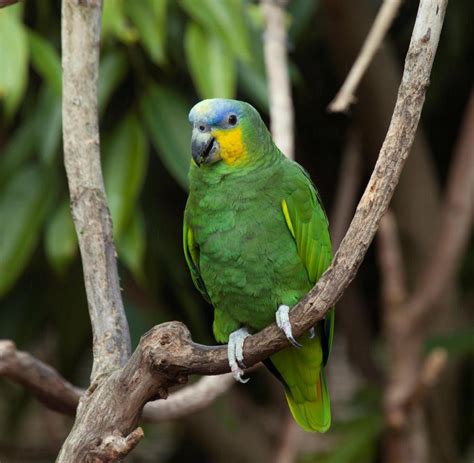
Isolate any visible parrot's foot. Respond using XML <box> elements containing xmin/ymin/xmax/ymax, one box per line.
<box><xmin>309</xmin><ymin>327</ymin><xmax>316</xmax><ymax>339</ymax></box>
<box><xmin>228</xmin><ymin>327</ymin><xmax>250</xmax><ymax>383</ymax></box>
<box><xmin>276</xmin><ymin>305</ymin><xmax>302</xmax><ymax>348</ymax></box>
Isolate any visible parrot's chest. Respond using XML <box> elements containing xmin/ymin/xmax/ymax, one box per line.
<box><xmin>189</xmin><ymin>192</ymin><xmax>310</xmax><ymax>329</ymax></box>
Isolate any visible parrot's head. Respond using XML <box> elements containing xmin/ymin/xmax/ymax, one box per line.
<box><xmin>188</xmin><ymin>98</ymin><xmax>271</xmax><ymax>167</ymax></box>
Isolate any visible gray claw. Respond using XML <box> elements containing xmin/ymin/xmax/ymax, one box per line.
<box><xmin>308</xmin><ymin>327</ymin><xmax>316</xmax><ymax>339</ymax></box>
<box><xmin>276</xmin><ymin>305</ymin><xmax>302</xmax><ymax>348</ymax></box>
<box><xmin>228</xmin><ymin>328</ymin><xmax>250</xmax><ymax>383</ymax></box>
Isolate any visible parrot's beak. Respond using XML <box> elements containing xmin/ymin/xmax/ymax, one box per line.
<box><xmin>191</xmin><ymin>128</ymin><xmax>220</xmax><ymax>166</ymax></box>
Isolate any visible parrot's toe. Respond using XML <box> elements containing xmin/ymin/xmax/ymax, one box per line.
<box><xmin>276</xmin><ymin>304</ymin><xmax>302</xmax><ymax>348</ymax></box>
<box><xmin>228</xmin><ymin>327</ymin><xmax>250</xmax><ymax>383</ymax></box>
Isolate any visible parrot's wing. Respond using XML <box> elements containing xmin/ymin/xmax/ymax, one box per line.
<box><xmin>183</xmin><ymin>216</ymin><xmax>211</xmax><ymax>303</ymax></box>
<box><xmin>282</xmin><ymin>166</ymin><xmax>334</xmax><ymax>364</ymax></box>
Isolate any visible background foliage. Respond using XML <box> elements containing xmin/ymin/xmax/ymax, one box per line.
<box><xmin>0</xmin><ymin>0</ymin><xmax>473</xmax><ymax>461</ymax></box>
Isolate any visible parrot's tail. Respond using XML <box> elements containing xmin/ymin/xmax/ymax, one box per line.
<box><xmin>285</xmin><ymin>369</ymin><xmax>330</xmax><ymax>432</ymax></box>
<box><xmin>268</xmin><ymin>331</ymin><xmax>331</xmax><ymax>432</ymax></box>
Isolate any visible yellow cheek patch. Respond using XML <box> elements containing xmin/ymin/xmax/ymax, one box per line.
<box><xmin>213</xmin><ymin>127</ymin><xmax>248</xmax><ymax>166</ymax></box>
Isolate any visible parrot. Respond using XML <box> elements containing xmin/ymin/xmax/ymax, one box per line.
<box><xmin>183</xmin><ymin>98</ymin><xmax>334</xmax><ymax>432</ymax></box>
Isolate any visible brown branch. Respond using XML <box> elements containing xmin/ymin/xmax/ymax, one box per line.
<box><xmin>0</xmin><ymin>339</ymin><xmax>236</xmax><ymax>424</ymax></box>
<box><xmin>0</xmin><ymin>0</ymin><xmax>19</xmax><ymax>7</ymax></box>
<box><xmin>143</xmin><ymin>374</ymin><xmax>234</xmax><ymax>421</ymax></box>
<box><xmin>0</xmin><ymin>340</ymin><xmax>80</xmax><ymax>415</ymax></box>
<box><xmin>408</xmin><ymin>90</ymin><xmax>474</xmax><ymax>326</ymax></box>
<box><xmin>61</xmin><ymin>0</ymin><xmax>131</xmax><ymax>382</ymax></box>
<box><xmin>262</xmin><ymin>0</ymin><xmax>295</xmax><ymax>159</ymax></box>
<box><xmin>328</xmin><ymin>0</ymin><xmax>403</xmax><ymax>113</ymax></box>
<box><xmin>377</xmin><ymin>211</ymin><xmax>407</xmax><ymax>310</ymax></box>
<box><xmin>55</xmin><ymin>1</ymin><xmax>448</xmax><ymax>459</ymax></box>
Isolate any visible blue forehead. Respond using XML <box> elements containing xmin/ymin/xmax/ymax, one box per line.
<box><xmin>188</xmin><ymin>99</ymin><xmax>243</xmax><ymax>126</ymax></box>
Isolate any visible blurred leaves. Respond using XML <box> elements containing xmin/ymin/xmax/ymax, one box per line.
<box><xmin>45</xmin><ymin>199</ymin><xmax>77</xmax><ymax>275</ymax></box>
<box><xmin>27</xmin><ymin>30</ymin><xmax>61</xmax><ymax>96</ymax></box>
<box><xmin>125</xmin><ymin>0</ymin><xmax>168</xmax><ymax>65</ymax></box>
<box><xmin>104</xmin><ymin>113</ymin><xmax>147</xmax><ymax>240</ymax></box>
<box><xmin>0</xmin><ymin>4</ymin><xmax>28</xmax><ymax>116</ymax></box>
<box><xmin>185</xmin><ymin>23</ymin><xmax>236</xmax><ymax>99</ymax></box>
<box><xmin>99</xmin><ymin>50</ymin><xmax>128</xmax><ymax>113</ymax></box>
<box><xmin>102</xmin><ymin>0</ymin><xmax>137</xmax><ymax>43</ymax></box>
<box><xmin>179</xmin><ymin>0</ymin><xmax>252</xmax><ymax>63</ymax></box>
<box><xmin>140</xmin><ymin>84</ymin><xmax>191</xmax><ymax>190</ymax></box>
<box><xmin>117</xmin><ymin>209</ymin><xmax>146</xmax><ymax>285</ymax></box>
<box><xmin>0</xmin><ymin>165</ymin><xmax>56</xmax><ymax>297</ymax></box>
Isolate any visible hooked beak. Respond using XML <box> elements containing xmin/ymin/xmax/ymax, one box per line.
<box><xmin>191</xmin><ymin>129</ymin><xmax>220</xmax><ymax>166</ymax></box>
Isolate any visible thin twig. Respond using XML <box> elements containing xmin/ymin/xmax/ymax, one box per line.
<box><xmin>262</xmin><ymin>0</ymin><xmax>295</xmax><ymax>159</ymax></box>
<box><xmin>328</xmin><ymin>0</ymin><xmax>403</xmax><ymax>113</ymax></box>
<box><xmin>61</xmin><ymin>0</ymin><xmax>131</xmax><ymax>381</ymax></box>
<box><xmin>55</xmin><ymin>2</ymin><xmax>448</xmax><ymax>459</ymax></box>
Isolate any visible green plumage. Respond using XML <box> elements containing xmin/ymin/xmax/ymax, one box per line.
<box><xmin>184</xmin><ymin>99</ymin><xmax>334</xmax><ymax>432</ymax></box>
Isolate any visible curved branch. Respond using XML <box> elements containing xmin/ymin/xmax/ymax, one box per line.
<box><xmin>57</xmin><ymin>2</ymin><xmax>448</xmax><ymax>459</ymax></box>
<box><xmin>61</xmin><ymin>0</ymin><xmax>131</xmax><ymax>381</ymax></box>
<box><xmin>143</xmin><ymin>374</ymin><xmax>234</xmax><ymax>421</ymax></box>
<box><xmin>0</xmin><ymin>340</ymin><xmax>80</xmax><ymax>415</ymax></box>
<box><xmin>0</xmin><ymin>339</ymin><xmax>235</xmax><ymax>423</ymax></box>
<box><xmin>408</xmin><ymin>90</ymin><xmax>474</xmax><ymax>325</ymax></box>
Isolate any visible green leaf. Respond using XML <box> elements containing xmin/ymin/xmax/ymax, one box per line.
<box><xmin>0</xmin><ymin>115</ymin><xmax>37</xmax><ymax>187</ymax></box>
<box><xmin>0</xmin><ymin>4</ymin><xmax>29</xmax><ymax>117</ymax></box>
<box><xmin>103</xmin><ymin>114</ymin><xmax>147</xmax><ymax>239</ymax></box>
<box><xmin>140</xmin><ymin>84</ymin><xmax>191</xmax><ymax>190</ymax></box>
<box><xmin>179</xmin><ymin>0</ymin><xmax>252</xmax><ymax>63</ymax></box>
<box><xmin>117</xmin><ymin>209</ymin><xmax>146</xmax><ymax>284</ymax></box>
<box><xmin>238</xmin><ymin>61</ymin><xmax>268</xmax><ymax>111</ymax></box>
<box><xmin>35</xmin><ymin>85</ymin><xmax>62</xmax><ymax>165</ymax></box>
<box><xmin>125</xmin><ymin>0</ymin><xmax>168</xmax><ymax>65</ymax></box>
<box><xmin>45</xmin><ymin>199</ymin><xmax>78</xmax><ymax>275</ymax></box>
<box><xmin>102</xmin><ymin>0</ymin><xmax>138</xmax><ymax>43</ymax></box>
<box><xmin>0</xmin><ymin>165</ymin><xmax>56</xmax><ymax>297</ymax></box>
<box><xmin>27</xmin><ymin>30</ymin><xmax>62</xmax><ymax>96</ymax></box>
<box><xmin>0</xmin><ymin>84</ymin><xmax>62</xmax><ymax>172</ymax></box>
<box><xmin>99</xmin><ymin>50</ymin><xmax>128</xmax><ymax>113</ymax></box>
<box><xmin>185</xmin><ymin>23</ymin><xmax>236</xmax><ymax>99</ymax></box>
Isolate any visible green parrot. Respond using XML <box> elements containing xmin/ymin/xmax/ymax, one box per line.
<box><xmin>183</xmin><ymin>99</ymin><xmax>334</xmax><ymax>432</ymax></box>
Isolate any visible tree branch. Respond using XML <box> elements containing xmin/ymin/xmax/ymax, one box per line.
<box><xmin>56</xmin><ymin>1</ymin><xmax>448</xmax><ymax>459</ymax></box>
<box><xmin>0</xmin><ymin>340</ymin><xmax>80</xmax><ymax>415</ymax></box>
<box><xmin>61</xmin><ymin>0</ymin><xmax>131</xmax><ymax>381</ymax></box>
<box><xmin>408</xmin><ymin>90</ymin><xmax>474</xmax><ymax>326</ymax></box>
<box><xmin>328</xmin><ymin>0</ymin><xmax>403</xmax><ymax>113</ymax></box>
<box><xmin>262</xmin><ymin>0</ymin><xmax>295</xmax><ymax>159</ymax></box>
<box><xmin>143</xmin><ymin>374</ymin><xmax>234</xmax><ymax>421</ymax></box>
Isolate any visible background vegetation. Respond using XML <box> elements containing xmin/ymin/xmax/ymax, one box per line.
<box><xmin>0</xmin><ymin>0</ymin><xmax>472</xmax><ymax>461</ymax></box>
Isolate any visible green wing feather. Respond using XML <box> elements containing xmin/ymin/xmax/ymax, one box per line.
<box><xmin>183</xmin><ymin>215</ymin><xmax>211</xmax><ymax>303</ymax></box>
<box><xmin>282</xmin><ymin>165</ymin><xmax>334</xmax><ymax>361</ymax></box>
<box><xmin>271</xmin><ymin>162</ymin><xmax>334</xmax><ymax>432</ymax></box>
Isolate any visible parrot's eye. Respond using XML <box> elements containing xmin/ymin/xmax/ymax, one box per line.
<box><xmin>228</xmin><ymin>114</ymin><xmax>238</xmax><ymax>126</ymax></box>
<box><xmin>198</xmin><ymin>125</ymin><xmax>206</xmax><ymax>132</ymax></box>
